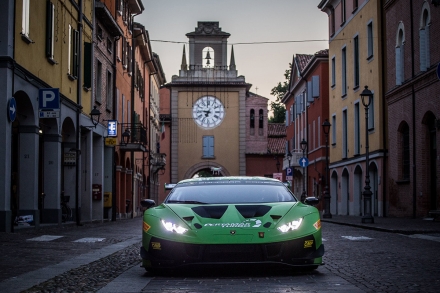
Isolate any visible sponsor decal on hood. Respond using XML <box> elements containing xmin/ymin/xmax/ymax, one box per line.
<box><xmin>204</xmin><ymin>218</ymin><xmax>262</xmax><ymax>228</ymax></box>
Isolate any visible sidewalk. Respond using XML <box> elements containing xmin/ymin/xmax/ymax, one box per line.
<box><xmin>321</xmin><ymin>215</ymin><xmax>440</xmax><ymax>234</ymax></box>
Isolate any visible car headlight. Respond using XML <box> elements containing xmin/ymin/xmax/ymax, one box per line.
<box><xmin>161</xmin><ymin>220</ymin><xmax>188</xmax><ymax>234</ymax></box>
<box><xmin>277</xmin><ymin>218</ymin><xmax>303</xmax><ymax>233</ymax></box>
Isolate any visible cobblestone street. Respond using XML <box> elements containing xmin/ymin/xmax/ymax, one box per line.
<box><xmin>1</xmin><ymin>217</ymin><xmax>439</xmax><ymax>292</ymax></box>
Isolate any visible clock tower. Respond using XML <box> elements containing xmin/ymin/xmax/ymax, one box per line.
<box><xmin>167</xmin><ymin>21</ymin><xmax>251</xmax><ymax>182</ymax></box>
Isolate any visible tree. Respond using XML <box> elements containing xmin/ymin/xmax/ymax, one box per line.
<box><xmin>269</xmin><ymin>65</ymin><xmax>291</xmax><ymax>123</ymax></box>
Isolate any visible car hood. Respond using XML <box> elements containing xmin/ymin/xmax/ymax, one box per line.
<box><xmin>164</xmin><ymin>202</ymin><xmax>308</xmax><ymax>230</ymax></box>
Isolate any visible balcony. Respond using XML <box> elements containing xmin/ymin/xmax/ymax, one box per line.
<box><xmin>119</xmin><ymin>123</ymin><xmax>147</xmax><ymax>152</ymax></box>
<box><xmin>283</xmin><ymin>150</ymin><xmax>303</xmax><ymax>169</ymax></box>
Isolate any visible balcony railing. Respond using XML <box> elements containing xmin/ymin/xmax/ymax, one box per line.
<box><xmin>151</xmin><ymin>153</ymin><xmax>166</xmax><ymax>174</ymax></box>
<box><xmin>119</xmin><ymin>122</ymin><xmax>147</xmax><ymax>152</ymax></box>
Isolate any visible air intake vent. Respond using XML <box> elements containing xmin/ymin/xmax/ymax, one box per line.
<box><xmin>235</xmin><ymin>205</ymin><xmax>271</xmax><ymax>218</ymax></box>
<box><xmin>192</xmin><ymin>206</ymin><xmax>228</xmax><ymax>219</ymax></box>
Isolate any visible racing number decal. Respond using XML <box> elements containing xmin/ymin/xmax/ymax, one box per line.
<box><xmin>304</xmin><ymin>240</ymin><xmax>314</xmax><ymax>248</ymax></box>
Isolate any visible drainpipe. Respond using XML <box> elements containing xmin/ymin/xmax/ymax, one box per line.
<box><xmin>75</xmin><ymin>0</ymin><xmax>84</xmax><ymax>226</ymax></box>
<box><xmin>112</xmin><ymin>35</ymin><xmax>120</xmax><ymax>222</ymax></box>
<box><xmin>380</xmin><ymin>0</ymin><xmax>387</xmax><ymax>217</ymax></box>
<box><xmin>409</xmin><ymin>1</ymin><xmax>417</xmax><ymax>219</ymax></box>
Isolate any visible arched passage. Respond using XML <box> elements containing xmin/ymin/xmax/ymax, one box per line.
<box><xmin>183</xmin><ymin>162</ymin><xmax>230</xmax><ymax>179</ymax></box>
<box><xmin>354</xmin><ymin>164</ymin><xmax>363</xmax><ymax>216</ymax></box>
<box><xmin>341</xmin><ymin>168</ymin><xmax>350</xmax><ymax>215</ymax></box>
<box><xmin>330</xmin><ymin>170</ymin><xmax>338</xmax><ymax>215</ymax></box>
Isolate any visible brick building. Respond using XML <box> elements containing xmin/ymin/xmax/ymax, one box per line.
<box><xmin>384</xmin><ymin>0</ymin><xmax>440</xmax><ymax>217</ymax></box>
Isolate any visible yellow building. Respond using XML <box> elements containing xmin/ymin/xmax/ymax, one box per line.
<box><xmin>167</xmin><ymin>22</ymin><xmax>250</xmax><ymax>181</ymax></box>
<box><xmin>319</xmin><ymin>0</ymin><xmax>386</xmax><ymax>219</ymax></box>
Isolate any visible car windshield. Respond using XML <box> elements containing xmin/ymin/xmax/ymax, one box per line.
<box><xmin>165</xmin><ymin>181</ymin><xmax>297</xmax><ymax>204</ymax></box>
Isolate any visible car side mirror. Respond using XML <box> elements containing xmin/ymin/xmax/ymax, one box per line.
<box><xmin>304</xmin><ymin>196</ymin><xmax>319</xmax><ymax>206</ymax></box>
<box><xmin>141</xmin><ymin>199</ymin><xmax>156</xmax><ymax>209</ymax></box>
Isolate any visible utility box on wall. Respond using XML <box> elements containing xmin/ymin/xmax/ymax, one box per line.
<box><xmin>104</xmin><ymin>192</ymin><xmax>112</xmax><ymax>207</ymax></box>
<box><xmin>92</xmin><ymin>184</ymin><xmax>102</xmax><ymax>200</ymax></box>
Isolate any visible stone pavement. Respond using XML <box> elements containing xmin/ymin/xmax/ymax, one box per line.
<box><xmin>1</xmin><ymin>215</ymin><xmax>439</xmax><ymax>292</ymax></box>
<box><xmin>321</xmin><ymin>214</ymin><xmax>440</xmax><ymax>234</ymax></box>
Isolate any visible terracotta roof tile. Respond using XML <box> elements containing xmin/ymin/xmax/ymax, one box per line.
<box><xmin>268</xmin><ymin>123</ymin><xmax>286</xmax><ymax>137</ymax></box>
<box><xmin>295</xmin><ymin>54</ymin><xmax>313</xmax><ymax>72</ymax></box>
<box><xmin>267</xmin><ymin>137</ymin><xmax>285</xmax><ymax>154</ymax></box>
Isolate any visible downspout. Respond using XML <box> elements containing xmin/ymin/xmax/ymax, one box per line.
<box><xmin>75</xmin><ymin>0</ymin><xmax>84</xmax><ymax>226</ymax></box>
<box><xmin>112</xmin><ymin>35</ymin><xmax>120</xmax><ymax>222</ymax></box>
<box><xmin>410</xmin><ymin>1</ymin><xmax>417</xmax><ymax>218</ymax></box>
<box><xmin>380</xmin><ymin>0</ymin><xmax>387</xmax><ymax>217</ymax></box>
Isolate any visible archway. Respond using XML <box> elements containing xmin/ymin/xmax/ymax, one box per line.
<box><xmin>330</xmin><ymin>170</ymin><xmax>338</xmax><ymax>215</ymax></box>
<box><xmin>369</xmin><ymin>161</ymin><xmax>379</xmax><ymax>216</ymax></box>
<box><xmin>354</xmin><ymin>164</ymin><xmax>363</xmax><ymax>216</ymax></box>
<box><xmin>183</xmin><ymin>162</ymin><xmax>230</xmax><ymax>179</ymax></box>
<box><xmin>341</xmin><ymin>168</ymin><xmax>350</xmax><ymax>215</ymax></box>
<box><xmin>422</xmin><ymin>111</ymin><xmax>437</xmax><ymax>211</ymax></box>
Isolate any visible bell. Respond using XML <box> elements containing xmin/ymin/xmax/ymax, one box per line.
<box><xmin>205</xmin><ymin>51</ymin><xmax>211</xmax><ymax>60</ymax></box>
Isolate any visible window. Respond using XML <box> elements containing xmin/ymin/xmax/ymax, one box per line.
<box><xmin>46</xmin><ymin>1</ymin><xmax>55</xmax><ymax>62</ymax></box>
<box><xmin>367</xmin><ymin>21</ymin><xmax>374</xmax><ymax>59</ymax></box>
<box><xmin>331</xmin><ymin>115</ymin><xmax>336</xmax><ymax>145</ymax></box>
<box><xmin>127</xmin><ymin>43</ymin><xmax>132</xmax><ymax>74</ymax></box>
<box><xmin>401</xmin><ymin>123</ymin><xmax>410</xmax><ymax>180</ymax></box>
<box><xmin>419</xmin><ymin>6</ymin><xmax>431</xmax><ymax>71</ymax></box>
<box><xmin>341</xmin><ymin>0</ymin><xmax>346</xmax><ymax>25</ymax></box>
<box><xmin>331</xmin><ymin>56</ymin><xmax>336</xmax><ymax>87</ymax></box>
<box><xmin>353</xmin><ymin>35</ymin><xmax>360</xmax><ymax>89</ymax></box>
<box><xmin>96</xmin><ymin>60</ymin><xmax>102</xmax><ymax>103</ymax></box>
<box><xmin>354</xmin><ymin>102</ymin><xmax>360</xmax><ymax>155</ymax></box>
<box><xmin>259</xmin><ymin>109</ymin><xmax>263</xmax><ymax>129</ymax></box>
<box><xmin>97</xmin><ymin>25</ymin><xmax>103</xmax><ymax>41</ymax></box>
<box><xmin>83</xmin><ymin>42</ymin><xmax>92</xmax><ymax>88</ymax></box>
<box><xmin>116</xmin><ymin>39</ymin><xmax>121</xmax><ymax>61</ymax></box>
<box><xmin>122</xmin><ymin>37</ymin><xmax>127</xmax><ymax>68</ymax></box>
<box><xmin>250</xmin><ymin>109</ymin><xmax>255</xmax><ymax>128</ymax></box>
<box><xmin>21</xmin><ymin>0</ymin><xmax>30</xmax><ymax>38</ymax></box>
<box><xmin>107</xmin><ymin>71</ymin><xmax>113</xmax><ymax>111</ymax></box>
<box><xmin>107</xmin><ymin>37</ymin><xmax>113</xmax><ymax>53</ymax></box>
<box><xmin>353</xmin><ymin>0</ymin><xmax>358</xmax><ymax>11</ymax></box>
<box><xmin>368</xmin><ymin>95</ymin><xmax>374</xmax><ymax>130</ymax></box>
<box><xmin>203</xmin><ymin>136</ymin><xmax>214</xmax><ymax>158</ymax></box>
<box><xmin>68</xmin><ymin>25</ymin><xmax>79</xmax><ymax>79</ymax></box>
<box><xmin>342</xmin><ymin>46</ymin><xmax>347</xmax><ymax>96</ymax></box>
<box><xmin>330</xmin><ymin>7</ymin><xmax>335</xmax><ymax>36</ymax></box>
<box><xmin>116</xmin><ymin>0</ymin><xmax>123</xmax><ymax>14</ymax></box>
<box><xmin>396</xmin><ymin>24</ymin><xmax>405</xmax><ymax>85</ymax></box>
<box><xmin>342</xmin><ymin>109</ymin><xmax>347</xmax><ymax>158</ymax></box>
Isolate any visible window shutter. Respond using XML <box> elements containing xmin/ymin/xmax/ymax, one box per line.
<box><xmin>46</xmin><ymin>1</ymin><xmax>54</xmax><ymax>58</ymax></box>
<box><xmin>285</xmin><ymin>109</ymin><xmax>289</xmax><ymax>126</ymax></box>
<box><xmin>296</xmin><ymin>95</ymin><xmax>301</xmax><ymax>115</ymax></box>
<box><xmin>290</xmin><ymin>105</ymin><xmax>293</xmax><ymax>123</ymax></box>
<box><xmin>419</xmin><ymin>29</ymin><xmax>426</xmax><ymax>72</ymax></box>
<box><xmin>307</xmin><ymin>82</ymin><xmax>314</xmax><ymax>102</ymax></box>
<box><xmin>203</xmin><ymin>136</ymin><xmax>214</xmax><ymax>157</ymax></box>
<box><xmin>312</xmin><ymin>76</ymin><xmax>320</xmax><ymax>98</ymax></box>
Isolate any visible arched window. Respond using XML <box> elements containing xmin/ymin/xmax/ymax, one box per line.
<box><xmin>250</xmin><ymin>109</ymin><xmax>255</xmax><ymax>128</ymax></box>
<box><xmin>395</xmin><ymin>23</ymin><xmax>405</xmax><ymax>85</ymax></box>
<box><xmin>259</xmin><ymin>109</ymin><xmax>263</xmax><ymax>129</ymax></box>
<box><xmin>400</xmin><ymin>122</ymin><xmax>410</xmax><ymax>180</ymax></box>
<box><xmin>419</xmin><ymin>3</ymin><xmax>431</xmax><ymax>71</ymax></box>
<box><xmin>202</xmin><ymin>47</ymin><xmax>214</xmax><ymax>68</ymax></box>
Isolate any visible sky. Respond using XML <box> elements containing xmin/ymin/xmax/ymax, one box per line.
<box><xmin>136</xmin><ymin>1</ymin><xmax>329</xmax><ymax>115</ymax></box>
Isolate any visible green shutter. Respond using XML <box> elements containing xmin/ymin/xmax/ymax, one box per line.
<box><xmin>83</xmin><ymin>42</ymin><xmax>92</xmax><ymax>88</ymax></box>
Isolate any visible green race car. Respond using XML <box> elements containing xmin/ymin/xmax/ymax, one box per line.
<box><xmin>140</xmin><ymin>176</ymin><xmax>324</xmax><ymax>271</ymax></box>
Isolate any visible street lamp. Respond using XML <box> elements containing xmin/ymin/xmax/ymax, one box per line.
<box><xmin>121</xmin><ymin>129</ymin><xmax>131</xmax><ymax>145</ymax></box>
<box><xmin>90</xmin><ymin>106</ymin><xmax>102</xmax><ymax>128</ymax></box>
<box><xmin>322</xmin><ymin>119</ymin><xmax>332</xmax><ymax>218</ymax></box>
<box><xmin>360</xmin><ymin>86</ymin><xmax>374</xmax><ymax>224</ymax></box>
<box><xmin>300</xmin><ymin>138</ymin><xmax>308</xmax><ymax>202</ymax></box>
<box><xmin>286</xmin><ymin>151</ymin><xmax>292</xmax><ymax>169</ymax></box>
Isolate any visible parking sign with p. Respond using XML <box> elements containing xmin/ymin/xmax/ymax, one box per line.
<box><xmin>39</xmin><ymin>88</ymin><xmax>60</xmax><ymax>110</ymax></box>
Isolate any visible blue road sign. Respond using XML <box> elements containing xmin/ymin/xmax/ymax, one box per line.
<box><xmin>8</xmin><ymin>97</ymin><xmax>17</xmax><ymax>122</ymax></box>
<box><xmin>299</xmin><ymin>157</ymin><xmax>309</xmax><ymax>168</ymax></box>
<box><xmin>107</xmin><ymin>120</ymin><xmax>118</xmax><ymax>137</ymax></box>
<box><xmin>39</xmin><ymin>88</ymin><xmax>60</xmax><ymax>109</ymax></box>
<box><xmin>286</xmin><ymin>167</ymin><xmax>293</xmax><ymax>176</ymax></box>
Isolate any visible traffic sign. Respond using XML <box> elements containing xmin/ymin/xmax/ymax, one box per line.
<box><xmin>299</xmin><ymin>157</ymin><xmax>309</xmax><ymax>168</ymax></box>
<box><xmin>273</xmin><ymin>173</ymin><xmax>282</xmax><ymax>181</ymax></box>
<box><xmin>39</xmin><ymin>110</ymin><xmax>60</xmax><ymax>118</ymax></box>
<box><xmin>39</xmin><ymin>88</ymin><xmax>60</xmax><ymax>109</ymax></box>
<box><xmin>107</xmin><ymin>120</ymin><xmax>118</xmax><ymax>137</ymax></box>
<box><xmin>286</xmin><ymin>167</ymin><xmax>293</xmax><ymax>176</ymax></box>
<box><xmin>286</xmin><ymin>176</ymin><xmax>293</xmax><ymax>181</ymax></box>
<box><xmin>105</xmin><ymin>137</ymin><xmax>117</xmax><ymax>146</ymax></box>
<box><xmin>8</xmin><ymin>97</ymin><xmax>17</xmax><ymax>122</ymax></box>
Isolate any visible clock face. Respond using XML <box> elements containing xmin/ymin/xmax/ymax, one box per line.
<box><xmin>192</xmin><ymin>96</ymin><xmax>225</xmax><ymax>129</ymax></box>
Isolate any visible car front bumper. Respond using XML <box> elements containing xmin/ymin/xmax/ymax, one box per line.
<box><xmin>140</xmin><ymin>235</ymin><xmax>324</xmax><ymax>269</ymax></box>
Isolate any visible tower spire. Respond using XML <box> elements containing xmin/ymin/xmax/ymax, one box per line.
<box><xmin>181</xmin><ymin>45</ymin><xmax>188</xmax><ymax>71</ymax></box>
<box><xmin>229</xmin><ymin>45</ymin><xmax>236</xmax><ymax>70</ymax></box>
